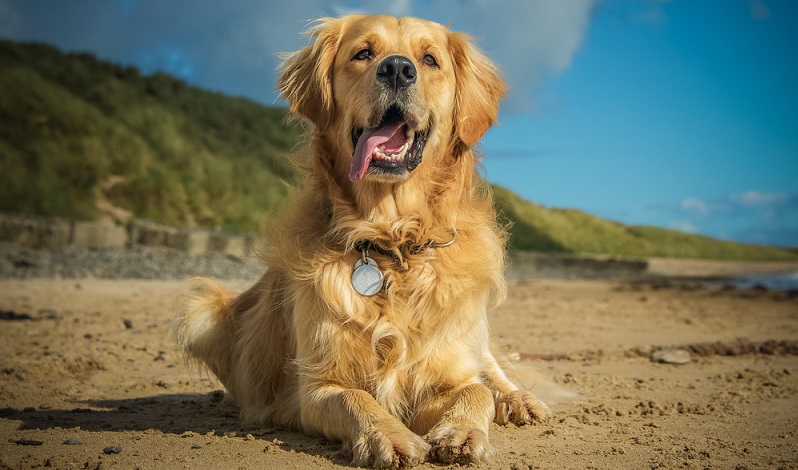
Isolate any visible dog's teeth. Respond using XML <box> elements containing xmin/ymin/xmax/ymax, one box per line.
<box><xmin>372</xmin><ymin>142</ymin><xmax>411</xmax><ymax>163</ymax></box>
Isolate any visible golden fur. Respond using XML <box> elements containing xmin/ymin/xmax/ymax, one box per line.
<box><xmin>172</xmin><ymin>15</ymin><xmax>549</xmax><ymax>468</ymax></box>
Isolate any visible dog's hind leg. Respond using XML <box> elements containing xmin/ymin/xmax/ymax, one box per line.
<box><xmin>171</xmin><ymin>278</ymin><xmax>238</xmax><ymax>388</ymax></box>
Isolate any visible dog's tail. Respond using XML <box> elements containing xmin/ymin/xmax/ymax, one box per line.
<box><xmin>170</xmin><ymin>278</ymin><xmax>238</xmax><ymax>387</ymax></box>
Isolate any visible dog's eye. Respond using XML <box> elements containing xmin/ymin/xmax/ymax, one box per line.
<box><xmin>422</xmin><ymin>54</ymin><xmax>438</xmax><ymax>68</ymax></box>
<box><xmin>353</xmin><ymin>49</ymin><xmax>373</xmax><ymax>61</ymax></box>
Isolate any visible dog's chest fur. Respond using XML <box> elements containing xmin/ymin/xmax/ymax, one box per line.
<box><xmin>309</xmin><ymin>251</ymin><xmax>488</xmax><ymax>420</ymax></box>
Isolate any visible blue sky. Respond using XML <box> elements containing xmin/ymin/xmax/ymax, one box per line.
<box><xmin>2</xmin><ymin>0</ymin><xmax>796</xmax><ymax>246</ymax></box>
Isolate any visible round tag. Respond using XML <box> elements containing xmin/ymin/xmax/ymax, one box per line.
<box><xmin>352</xmin><ymin>257</ymin><xmax>383</xmax><ymax>296</ymax></box>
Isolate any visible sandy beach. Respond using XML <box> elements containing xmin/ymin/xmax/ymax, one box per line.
<box><xmin>1</xmin><ymin>266</ymin><xmax>797</xmax><ymax>469</ymax></box>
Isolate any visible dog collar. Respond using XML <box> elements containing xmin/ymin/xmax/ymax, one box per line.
<box><xmin>351</xmin><ymin>232</ymin><xmax>456</xmax><ymax>296</ymax></box>
<box><xmin>354</xmin><ymin>231</ymin><xmax>455</xmax><ymax>262</ymax></box>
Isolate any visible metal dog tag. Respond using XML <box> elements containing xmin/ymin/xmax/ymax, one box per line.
<box><xmin>352</xmin><ymin>257</ymin><xmax>383</xmax><ymax>296</ymax></box>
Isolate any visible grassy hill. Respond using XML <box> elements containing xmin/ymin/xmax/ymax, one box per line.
<box><xmin>1</xmin><ymin>40</ymin><xmax>794</xmax><ymax>261</ymax></box>
<box><xmin>493</xmin><ymin>186</ymin><xmax>796</xmax><ymax>260</ymax></box>
<box><xmin>0</xmin><ymin>40</ymin><xmax>301</xmax><ymax>232</ymax></box>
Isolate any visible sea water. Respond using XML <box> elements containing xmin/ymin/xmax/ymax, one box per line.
<box><xmin>731</xmin><ymin>271</ymin><xmax>798</xmax><ymax>291</ymax></box>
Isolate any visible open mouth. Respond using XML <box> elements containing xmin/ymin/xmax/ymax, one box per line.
<box><xmin>349</xmin><ymin>105</ymin><xmax>429</xmax><ymax>181</ymax></box>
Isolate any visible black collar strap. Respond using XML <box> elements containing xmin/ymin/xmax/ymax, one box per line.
<box><xmin>354</xmin><ymin>232</ymin><xmax>456</xmax><ymax>265</ymax></box>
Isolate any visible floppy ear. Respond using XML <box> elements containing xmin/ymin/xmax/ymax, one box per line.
<box><xmin>278</xmin><ymin>18</ymin><xmax>342</xmax><ymax>131</ymax></box>
<box><xmin>449</xmin><ymin>32</ymin><xmax>507</xmax><ymax>147</ymax></box>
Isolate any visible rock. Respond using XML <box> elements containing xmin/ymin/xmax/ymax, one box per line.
<box><xmin>16</xmin><ymin>439</ymin><xmax>44</xmax><ymax>446</ymax></box>
<box><xmin>37</xmin><ymin>308</ymin><xmax>61</xmax><ymax>320</ymax></box>
<box><xmin>123</xmin><ymin>319</ymin><xmax>134</xmax><ymax>329</ymax></box>
<box><xmin>103</xmin><ymin>445</ymin><xmax>122</xmax><ymax>454</ymax></box>
<box><xmin>0</xmin><ymin>310</ymin><xmax>34</xmax><ymax>321</ymax></box>
<box><xmin>63</xmin><ymin>438</ymin><xmax>82</xmax><ymax>445</ymax></box>
<box><xmin>651</xmin><ymin>349</ymin><xmax>691</xmax><ymax>365</ymax></box>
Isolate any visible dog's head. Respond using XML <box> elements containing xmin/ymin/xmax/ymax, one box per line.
<box><xmin>279</xmin><ymin>15</ymin><xmax>505</xmax><ymax>184</ymax></box>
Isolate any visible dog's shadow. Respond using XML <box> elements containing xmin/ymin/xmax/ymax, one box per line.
<box><xmin>4</xmin><ymin>391</ymin><xmax>350</xmax><ymax>466</ymax></box>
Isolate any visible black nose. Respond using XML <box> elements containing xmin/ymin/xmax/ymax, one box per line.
<box><xmin>376</xmin><ymin>55</ymin><xmax>416</xmax><ymax>91</ymax></box>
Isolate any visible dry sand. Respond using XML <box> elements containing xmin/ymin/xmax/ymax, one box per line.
<box><xmin>1</xmin><ymin>268</ymin><xmax>796</xmax><ymax>469</ymax></box>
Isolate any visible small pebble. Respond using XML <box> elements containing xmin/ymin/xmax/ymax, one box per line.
<box><xmin>63</xmin><ymin>438</ymin><xmax>82</xmax><ymax>445</ymax></box>
<box><xmin>103</xmin><ymin>445</ymin><xmax>122</xmax><ymax>454</ymax></box>
<box><xmin>123</xmin><ymin>319</ymin><xmax>134</xmax><ymax>329</ymax></box>
<box><xmin>16</xmin><ymin>439</ymin><xmax>44</xmax><ymax>446</ymax></box>
<box><xmin>651</xmin><ymin>349</ymin><xmax>691</xmax><ymax>365</ymax></box>
<box><xmin>250</xmin><ymin>428</ymin><xmax>277</xmax><ymax>436</ymax></box>
<box><xmin>191</xmin><ymin>444</ymin><xmax>202</xmax><ymax>449</ymax></box>
<box><xmin>38</xmin><ymin>308</ymin><xmax>61</xmax><ymax>320</ymax></box>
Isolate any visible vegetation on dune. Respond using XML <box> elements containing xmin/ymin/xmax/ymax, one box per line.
<box><xmin>1</xmin><ymin>40</ymin><xmax>794</xmax><ymax>260</ymax></box>
<box><xmin>0</xmin><ymin>40</ymin><xmax>302</xmax><ymax>232</ymax></box>
<box><xmin>492</xmin><ymin>186</ymin><xmax>797</xmax><ymax>261</ymax></box>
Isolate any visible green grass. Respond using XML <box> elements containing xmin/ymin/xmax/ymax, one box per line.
<box><xmin>493</xmin><ymin>185</ymin><xmax>797</xmax><ymax>261</ymax></box>
<box><xmin>0</xmin><ymin>40</ymin><xmax>301</xmax><ymax>232</ymax></box>
<box><xmin>1</xmin><ymin>39</ymin><xmax>794</xmax><ymax>261</ymax></box>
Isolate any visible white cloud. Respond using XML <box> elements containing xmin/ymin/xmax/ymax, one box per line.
<box><xmin>0</xmin><ymin>0</ymin><xmax>597</xmax><ymax>110</ymax></box>
<box><xmin>435</xmin><ymin>0</ymin><xmax>597</xmax><ymax>113</ymax></box>
<box><xmin>277</xmin><ymin>0</ymin><xmax>598</xmax><ymax>112</ymax></box>
<box><xmin>194</xmin><ymin>0</ymin><xmax>599</xmax><ymax>110</ymax></box>
<box><xmin>667</xmin><ymin>190</ymin><xmax>798</xmax><ymax>246</ymax></box>
<box><xmin>669</xmin><ymin>220</ymin><xmax>699</xmax><ymax>234</ymax></box>
<box><xmin>731</xmin><ymin>190</ymin><xmax>789</xmax><ymax>208</ymax></box>
<box><xmin>677</xmin><ymin>191</ymin><xmax>794</xmax><ymax>219</ymax></box>
<box><xmin>680</xmin><ymin>197</ymin><xmax>710</xmax><ymax>217</ymax></box>
<box><xmin>747</xmin><ymin>0</ymin><xmax>771</xmax><ymax>20</ymax></box>
<box><xmin>629</xmin><ymin>0</ymin><xmax>673</xmax><ymax>26</ymax></box>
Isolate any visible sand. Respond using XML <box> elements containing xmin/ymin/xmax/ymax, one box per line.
<box><xmin>1</xmin><ymin>271</ymin><xmax>796</xmax><ymax>469</ymax></box>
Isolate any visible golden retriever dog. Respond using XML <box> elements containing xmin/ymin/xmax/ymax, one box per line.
<box><xmin>172</xmin><ymin>14</ymin><xmax>549</xmax><ymax>468</ymax></box>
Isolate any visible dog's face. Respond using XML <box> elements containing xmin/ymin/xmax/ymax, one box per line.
<box><xmin>279</xmin><ymin>15</ymin><xmax>505</xmax><ymax>184</ymax></box>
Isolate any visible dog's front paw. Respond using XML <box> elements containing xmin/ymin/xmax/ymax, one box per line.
<box><xmin>351</xmin><ymin>423</ymin><xmax>430</xmax><ymax>469</ymax></box>
<box><xmin>425</xmin><ymin>419</ymin><xmax>493</xmax><ymax>465</ymax></box>
<box><xmin>494</xmin><ymin>390</ymin><xmax>551</xmax><ymax>425</ymax></box>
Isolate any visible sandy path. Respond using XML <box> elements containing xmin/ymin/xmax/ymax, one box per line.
<box><xmin>1</xmin><ymin>276</ymin><xmax>796</xmax><ymax>469</ymax></box>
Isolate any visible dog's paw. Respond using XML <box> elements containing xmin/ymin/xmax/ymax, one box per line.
<box><xmin>494</xmin><ymin>390</ymin><xmax>551</xmax><ymax>425</ymax></box>
<box><xmin>425</xmin><ymin>419</ymin><xmax>494</xmax><ymax>465</ymax></box>
<box><xmin>351</xmin><ymin>424</ymin><xmax>430</xmax><ymax>469</ymax></box>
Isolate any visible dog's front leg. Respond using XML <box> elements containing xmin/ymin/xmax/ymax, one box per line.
<box><xmin>481</xmin><ymin>349</ymin><xmax>551</xmax><ymax>425</ymax></box>
<box><xmin>419</xmin><ymin>383</ymin><xmax>496</xmax><ymax>465</ymax></box>
<box><xmin>301</xmin><ymin>385</ymin><xmax>430</xmax><ymax>468</ymax></box>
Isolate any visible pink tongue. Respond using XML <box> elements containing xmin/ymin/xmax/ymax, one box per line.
<box><xmin>349</xmin><ymin>122</ymin><xmax>406</xmax><ymax>181</ymax></box>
